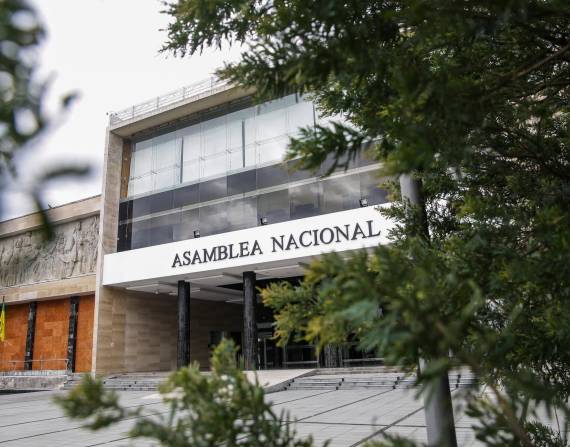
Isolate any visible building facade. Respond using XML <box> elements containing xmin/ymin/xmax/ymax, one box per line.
<box><xmin>0</xmin><ymin>79</ymin><xmax>394</xmax><ymax>375</ymax></box>
<box><xmin>94</xmin><ymin>79</ymin><xmax>394</xmax><ymax>374</ymax></box>
<box><xmin>0</xmin><ymin>196</ymin><xmax>100</xmax><ymax>372</ymax></box>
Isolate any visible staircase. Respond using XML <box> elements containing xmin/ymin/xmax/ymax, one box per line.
<box><xmin>288</xmin><ymin>376</ymin><xmax>344</xmax><ymax>390</ymax></box>
<box><xmin>63</xmin><ymin>370</ymin><xmax>477</xmax><ymax>392</ymax></box>
<box><xmin>63</xmin><ymin>372</ymin><xmax>170</xmax><ymax>391</ymax></box>
<box><xmin>287</xmin><ymin>371</ymin><xmax>476</xmax><ymax>391</ymax></box>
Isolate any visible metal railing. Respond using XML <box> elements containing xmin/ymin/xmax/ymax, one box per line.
<box><xmin>109</xmin><ymin>76</ymin><xmax>232</xmax><ymax>125</ymax></box>
<box><xmin>0</xmin><ymin>358</ymin><xmax>69</xmax><ymax>372</ymax></box>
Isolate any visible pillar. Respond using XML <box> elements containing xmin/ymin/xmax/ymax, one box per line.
<box><xmin>66</xmin><ymin>296</ymin><xmax>79</xmax><ymax>372</ymax></box>
<box><xmin>24</xmin><ymin>301</ymin><xmax>37</xmax><ymax>371</ymax></box>
<box><xmin>401</xmin><ymin>174</ymin><xmax>457</xmax><ymax>447</ymax></box>
<box><xmin>177</xmin><ymin>280</ymin><xmax>190</xmax><ymax>368</ymax></box>
<box><xmin>323</xmin><ymin>344</ymin><xmax>342</xmax><ymax>368</ymax></box>
<box><xmin>243</xmin><ymin>271</ymin><xmax>258</xmax><ymax>370</ymax></box>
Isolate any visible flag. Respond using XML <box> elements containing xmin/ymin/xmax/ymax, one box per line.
<box><xmin>0</xmin><ymin>299</ymin><xmax>5</xmax><ymax>342</ymax></box>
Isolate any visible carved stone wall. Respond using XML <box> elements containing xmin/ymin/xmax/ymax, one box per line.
<box><xmin>0</xmin><ymin>215</ymin><xmax>99</xmax><ymax>288</ymax></box>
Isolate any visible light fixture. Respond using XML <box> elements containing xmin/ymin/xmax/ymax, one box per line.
<box><xmin>260</xmin><ymin>216</ymin><xmax>268</xmax><ymax>225</ymax></box>
<box><xmin>359</xmin><ymin>197</ymin><xmax>369</xmax><ymax>207</ymax></box>
<box><xmin>193</xmin><ymin>229</ymin><xmax>200</xmax><ymax>238</ymax></box>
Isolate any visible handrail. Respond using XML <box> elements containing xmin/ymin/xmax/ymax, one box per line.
<box><xmin>0</xmin><ymin>358</ymin><xmax>69</xmax><ymax>371</ymax></box>
<box><xmin>109</xmin><ymin>76</ymin><xmax>232</xmax><ymax>125</ymax></box>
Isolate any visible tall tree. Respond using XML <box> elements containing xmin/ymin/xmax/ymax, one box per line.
<box><xmin>0</xmin><ymin>0</ymin><xmax>86</xmax><ymax>229</ymax></box>
<box><xmin>162</xmin><ymin>1</ymin><xmax>570</xmax><ymax>445</ymax></box>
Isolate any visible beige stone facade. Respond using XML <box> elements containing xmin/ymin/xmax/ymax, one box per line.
<box><xmin>0</xmin><ymin>197</ymin><xmax>100</xmax><ymax>372</ymax></box>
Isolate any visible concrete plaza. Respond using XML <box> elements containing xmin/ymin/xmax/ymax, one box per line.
<box><xmin>0</xmin><ymin>386</ymin><xmax>487</xmax><ymax>446</ymax></box>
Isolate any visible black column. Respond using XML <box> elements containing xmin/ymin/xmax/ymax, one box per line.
<box><xmin>66</xmin><ymin>296</ymin><xmax>79</xmax><ymax>372</ymax></box>
<box><xmin>24</xmin><ymin>301</ymin><xmax>37</xmax><ymax>371</ymax></box>
<box><xmin>323</xmin><ymin>344</ymin><xmax>342</xmax><ymax>368</ymax></box>
<box><xmin>177</xmin><ymin>280</ymin><xmax>190</xmax><ymax>368</ymax></box>
<box><xmin>243</xmin><ymin>271</ymin><xmax>258</xmax><ymax>370</ymax></box>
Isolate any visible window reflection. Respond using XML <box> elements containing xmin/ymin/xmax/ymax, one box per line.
<box><xmin>227</xmin><ymin>197</ymin><xmax>257</xmax><ymax>231</ymax></box>
<box><xmin>120</xmin><ymin>171</ymin><xmax>390</xmax><ymax>251</ymax></box>
<box><xmin>321</xmin><ymin>175</ymin><xmax>360</xmax><ymax>213</ymax></box>
<box><xmin>290</xmin><ymin>183</ymin><xmax>321</xmax><ymax>219</ymax></box>
<box><xmin>128</xmin><ymin>94</ymin><xmax>317</xmax><ymax>198</ymax></box>
<box><xmin>173</xmin><ymin>209</ymin><xmax>199</xmax><ymax>242</ymax></box>
<box><xmin>360</xmin><ymin>171</ymin><xmax>389</xmax><ymax>205</ymax></box>
<box><xmin>199</xmin><ymin>203</ymin><xmax>229</xmax><ymax>237</ymax></box>
<box><xmin>257</xmin><ymin>190</ymin><xmax>290</xmax><ymax>224</ymax></box>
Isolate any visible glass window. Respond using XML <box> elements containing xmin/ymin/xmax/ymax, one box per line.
<box><xmin>130</xmin><ymin>139</ymin><xmax>153</xmax><ymax>178</ymax></box>
<box><xmin>173</xmin><ymin>183</ymin><xmax>199</xmax><ymax>208</ymax></box>
<box><xmin>228</xmin><ymin>170</ymin><xmax>256</xmax><ymax>196</ymax></box>
<box><xmin>148</xmin><ymin>213</ymin><xmax>179</xmax><ymax>246</ymax></box>
<box><xmin>201</xmin><ymin>151</ymin><xmax>227</xmax><ymax>178</ymax></box>
<box><xmin>287</xmin><ymin>159</ymin><xmax>314</xmax><ymax>183</ymax></box>
<box><xmin>173</xmin><ymin>209</ymin><xmax>199</xmax><ymax>242</ymax></box>
<box><xmin>287</xmin><ymin>95</ymin><xmax>315</xmax><ymax>136</ymax></box>
<box><xmin>148</xmin><ymin>190</ymin><xmax>173</xmax><ymax>214</ymax></box>
<box><xmin>199</xmin><ymin>177</ymin><xmax>227</xmax><ymax>202</ymax></box>
<box><xmin>227</xmin><ymin>197</ymin><xmax>257</xmax><ymax>231</ymax></box>
<box><xmin>154</xmin><ymin>131</ymin><xmax>180</xmax><ymax>171</ymax></box>
<box><xmin>131</xmin><ymin>219</ymin><xmax>151</xmax><ymax>249</ymax></box>
<box><xmin>181</xmin><ymin>124</ymin><xmax>201</xmax><ymax>183</ymax></box>
<box><xmin>258</xmin><ymin>190</ymin><xmax>290</xmax><ymax>224</ymax></box>
<box><xmin>131</xmin><ymin>196</ymin><xmax>151</xmax><ymax>219</ymax></box>
<box><xmin>257</xmin><ymin>135</ymin><xmax>289</xmax><ymax>165</ymax></box>
<box><xmin>360</xmin><ymin>171</ymin><xmax>389</xmax><ymax>205</ymax></box>
<box><xmin>201</xmin><ymin>115</ymin><xmax>227</xmax><ymax>158</ymax></box>
<box><xmin>290</xmin><ymin>182</ymin><xmax>321</xmax><ymax>219</ymax></box>
<box><xmin>255</xmin><ymin>98</ymin><xmax>289</xmax><ymax>164</ymax></box>
<box><xmin>117</xmin><ymin>223</ymin><xmax>131</xmax><ymax>252</ymax></box>
<box><xmin>199</xmin><ymin>203</ymin><xmax>229</xmax><ymax>236</ymax></box>
<box><xmin>321</xmin><ymin>174</ymin><xmax>361</xmax><ymax>214</ymax></box>
<box><xmin>118</xmin><ymin>201</ymin><xmax>131</xmax><ymax>222</ymax></box>
<box><xmin>256</xmin><ymin>164</ymin><xmax>289</xmax><ymax>189</ymax></box>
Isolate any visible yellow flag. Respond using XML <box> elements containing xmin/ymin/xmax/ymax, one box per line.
<box><xmin>0</xmin><ymin>300</ymin><xmax>5</xmax><ymax>342</ymax></box>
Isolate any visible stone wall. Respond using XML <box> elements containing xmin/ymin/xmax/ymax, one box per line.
<box><xmin>0</xmin><ymin>215</ymin><xmax>99</xmax><ymax>288</ymax></box>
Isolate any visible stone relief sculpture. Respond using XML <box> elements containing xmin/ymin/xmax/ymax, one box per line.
<box><xmin>0</xmin><ymin>215</ymin><xmax>99</xmax><ymax>287</ymax></box>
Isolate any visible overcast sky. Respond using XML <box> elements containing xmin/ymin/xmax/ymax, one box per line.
<box><xmin>3</xmin><ymin>0</ymin><xmax>238</xmax><ymax>220</ymax></box>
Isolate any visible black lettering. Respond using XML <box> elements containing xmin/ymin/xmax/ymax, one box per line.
<box><xmin>286</xmin><ymin>234</ymin><xmax>299</xmax><ymax>250</ymax></box>
<box><xmin>172</xmin><ymin>254</ymin><xmax>182</xmax><ymax>268</ymax></box>
<box><xmin>334</xmin><ymin>225</ymin><xmax>350</xmax><ymax>242</ymax></box>
<box><xmin>239</xmin><ymin>241</ymin><xmax>250</xmax><ymax>257</ymax></box>
<box><xmin>183</xmin><ymin>250</ymin><xmax>192</xmax><ymax>266</ymax></box>
<box><xmin>250</xmin><ymin>240</ymin><xmax>263</xmax><ymax>256</ymax></box>
<box><xmin>351</xmin><ymin>223</ymin><xmax>367</xmax><ymax>240</ymax></box>
<box><xmin>320</xmin><ymin>227</ymin><xmax>335</xmax><ymax>244</ymax></box>
<box><xmin>218</xmin><ymin>245</ymin><xmax>228</xmax><ymax>260</ymax></box>
<box><xmin>191</xmin><ymin>251</ymin><xmax>202</xmax><ymax>264</ymax></box>
<box><xmin>299</xmin><ymin>230</ymin><xmax>312</xmax><ymax>247</ymax></box>
<box><xmin>229</xmin><ymin>243</ymin><xmax>239</xmax><ymax>259</ymax></box>
<box><xmin>203</xmin><ymin>247</ymin><xmax>217</xmax><ymax>263</ymax></box>
<box><xmin>271</xmin><ymin>235</ymin><xmax>284</xmax><ymax>252</ymax></box>
<box><xmin>366</xmin><ymin>220</ymin><xmax>381</xmax><ymax>237</ymax></box>
<box><xmin>313</xmin><ymin>229</ymin><xmax>320</xmax><ymax>246</ymax></box>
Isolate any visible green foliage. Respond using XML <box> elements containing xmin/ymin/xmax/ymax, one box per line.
<box><xmin>56</xmin><ymin>340</ymin><xmax>318</xmax><ymax>447</ymax></box>
<box><xmin>0</xmin><ymin>0</ymin><xmax>88</xmax><ymax>229</ymax></box>
<box><xmin>161</xmin><ymin>0</ymin><xmax>570</xmax><ymax>445</ymax></box>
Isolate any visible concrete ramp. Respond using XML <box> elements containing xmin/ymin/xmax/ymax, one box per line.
<box><xmin>244</xmin><ymin>369</ymin><xmax>316</xmax><ymax>393</ymax></box>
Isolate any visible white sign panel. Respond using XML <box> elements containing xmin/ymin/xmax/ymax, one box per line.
<box><xmin>103</xmin><ymin>206</ymin><xmax>394</xmax><ymax>286</ymax></box>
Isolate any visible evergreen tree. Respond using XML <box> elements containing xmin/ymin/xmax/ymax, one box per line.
<box><xmin>0</xmin><ymin>0</ymin><xmax>86</xmax><ymax>228</ymax></box>
<box><xmin>163</xmin><ymin>1</ymin><xmax>570</xmax><ymax>445</ymax></box>
<box><xmin>57</xmin><ymin>2</ymin><xmax>570</xmax><ymax>446</ymax></box>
